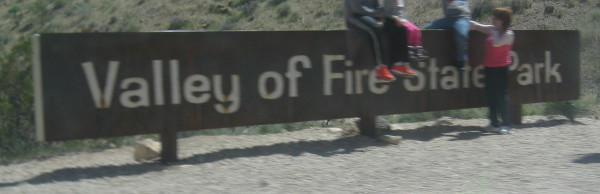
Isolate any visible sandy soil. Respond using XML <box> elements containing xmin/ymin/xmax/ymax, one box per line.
<box><xmin>1</xmin><ymin>115</ymin><xmax>600</xmax><ymax>193</ymax></box>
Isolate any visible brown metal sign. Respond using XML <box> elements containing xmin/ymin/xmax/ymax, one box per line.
<box><xmin>33</xmin><ymin>30</ymin><xmax>579</xmax><ymax>141</ymax></box>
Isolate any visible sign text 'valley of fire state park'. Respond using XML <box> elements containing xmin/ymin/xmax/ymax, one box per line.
<box><xmin>33</xmin><ymin>30</ymin><xmax>579</xmax><ymax>141</ymax></box>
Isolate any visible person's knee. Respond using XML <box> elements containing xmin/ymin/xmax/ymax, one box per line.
<box><xmin>453</xmin><ymin>27</ymin><xmax>470</xmax><ymax>38</ymax></box>
<box><xmin>454</xmin><ymin>19</ymin><xmax>471</xmax><ymax>35</ymax></box>
<box><xmin>403</xmin><ymin>21</ymin><xmax>418</xmax><ymax>30</ymax></box>
<box><xmin>424</xmin><ymin>22</ymin><xmax>433</xmax><ymax>29</ymax></box>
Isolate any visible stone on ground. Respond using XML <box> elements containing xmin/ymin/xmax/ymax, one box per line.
<box><xmin>133</xmin><ymin>139</ymin><xmax>161</xmax><ymax>162</ymax></box>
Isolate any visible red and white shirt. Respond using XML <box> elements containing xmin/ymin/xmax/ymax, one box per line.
<box><xmin>470</xmin><ymin>21</ymin><xmax>515</xmax><ymax>67</ymax></box>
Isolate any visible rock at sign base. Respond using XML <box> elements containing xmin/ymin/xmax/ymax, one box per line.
<box><xmin>133</xmin><ymin>139</ymin><xmax>162</xmax><ymax>162</ymax></box>
<box><xmin>327</xmin><ymin>127</ymin><xmax>344</xmax><ymax>134</ymax></box>
<box><xmin>434</xmin><ymin>116</ymin><xmax>454</xmax><ymax>126</ymax></box>
<box><xmin>377</xmin><ymin>135</ymin><xmax>402</xmax><ymax>145</ymax></box>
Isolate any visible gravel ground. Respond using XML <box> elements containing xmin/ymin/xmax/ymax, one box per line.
<box><xmin>1</xmin><ymin>116</ymin><xmax>599</xmax><ymax>193</ymax></box>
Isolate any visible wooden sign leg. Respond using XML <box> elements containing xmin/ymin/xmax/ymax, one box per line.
<box><xmin>511</xmin><ymin>104</ymin><xmax>523</xmax><ymax>125</ymax></box>
<box><xmin>359</xmin><ymin>116</ymin><xmax>377</xmax><ymax>138</ymax></box>
<box><xmin>160</xmin><ymin>129</ymin><xmax>178</xmax><ymax>164</ymax></box>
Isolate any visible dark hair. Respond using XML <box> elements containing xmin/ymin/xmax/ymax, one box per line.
<box><xmin>492</xmin><ymin>7</ymin><xmax>514</xmax><ymax>32</ymax></box>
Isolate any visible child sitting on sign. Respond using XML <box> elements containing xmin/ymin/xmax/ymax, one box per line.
<box><xmin>425</xmin><ymin>0</ymin><xmax>471</xmax><ymax>70</ymax></box>
<box><xmin>344</xmin><ymin>0</ymin><xmax>417</xmax><ymax>82</ymax></box>
<box><xmin>385</xmin><ymin>0</ymin><xmax>429</xmax><ymax>61</ymax></box>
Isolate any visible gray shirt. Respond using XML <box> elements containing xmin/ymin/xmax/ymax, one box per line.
<box><xmin>344</xmin><ymin>0</ymin><xmax>383</xmax><ymax>19</ymax></box>
<box><xmin>442</xmin><ymin>0</ymin><xmax>471</xmax><ymax>18</ymax></box>
<box><xmin>384</xmin><ymin>0</ymin><xmax>405</xmax><ymax>19</ymax></box>
<box><xmin>344</xmin><ymin>0</ymin><xmax>405</xmax><ymax>20</ymax></box>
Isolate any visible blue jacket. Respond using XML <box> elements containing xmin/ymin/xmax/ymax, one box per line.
<box><xmin>442</xmin><ymin>0</ymin><xmax>471</xmax><ymax>18</ymax></box>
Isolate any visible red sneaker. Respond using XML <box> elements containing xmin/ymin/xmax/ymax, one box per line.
<box><xmin>375</xmin><ymin>65</ymin><xmax>396</xmax><ymax>82</ymax></box>
<box><xmin>391</xmin><ymin>65</ymin><xmax>416</xmax><ymax>78</ymax></box>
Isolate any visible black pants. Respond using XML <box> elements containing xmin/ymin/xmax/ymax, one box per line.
<box><xmin>347</xmin><ymin>16</ymin><xmax>409</xmax><ymax>68</ymax></box>
<box><xmin>485</xmin><ymin>66</ymin><xmax>510</xmax><ymax>127</ymax></box>
<box><xmin>381</xmin><ymin>17</ymin><xmax>409</xmax><ymax>68</ymax></box>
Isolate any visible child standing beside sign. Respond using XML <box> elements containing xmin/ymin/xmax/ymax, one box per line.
<box><xmin>470</xmin><ymin>7</ymin><xmax>515</xmax><ymax>134</ymax></box>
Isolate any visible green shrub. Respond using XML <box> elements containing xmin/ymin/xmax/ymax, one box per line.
<box><xmin>504</xmin><ymin>0</ymin><xmax>532</xmax><ymax>14</ymax></box>
<box><xmin>0</xmin><ymin>37</ymin><xmax>34</xmax><ymax>160</ymax></box>
<box><xmin>276</xmin><ymin>4</ymin><xmax>291</xmax><ymax>18</ymax></box>
<box><xmin>51</xmin><ymin>0</ymin><xmax>68</xmax><ymax>10</ymax></box>
<box><xmin>28</xmin><ymin>1</ymin><xmax>52</xmax><ymax>24</ymax></box>
<box><xmin>543</xmin><ymin>100</ymin><xmax>590</xmax><ymax>122</ymax></box>
<box><xmin>230</xmin><ymin>0</ymin><xmax>253</xmax><ymax>7</ymax></box>
<box><xmin>581</xmin><ymin>9</ymin><xmax>600</xmax><ymax>47</ymax></box>
<box><xmin>0</xmin><ymin>36</ymin><xmax>9</xmax><ymax>45</ymax></box>
<box><xmin>71</xmin><ymin>2</ymin><xmax>94</xmax><ymax>19</ymax></box>
<box><xmin>208</xmin><ymin>4</ymin><xmax>230</xmax><ymax>14</ymax></box>
<box><xmin>472</xmin><ymin>0</ymin><xmax>532</xmax><ymax>20</ymax></box>
<box><xmin>268</xmin><ymin>0</ymin><xmax>287</xmax><ymax>7</ymax></box>
<box><xmin>388</xmin><ymin>108</ymin><xmax>487</xmax><ymax>123</ymax></box>
<box><xmin>239</xmin><ymin>1</ymin><xmax>259</xmax><ymax>16</ymax></box>
<box><xmin>565</xmin><ymin>0</ymin><xmax>577</xmax><ymax>8</ymax></box>
<box><xmin>549</xmin><ymin>7</ymin><xmax>564</xmax><ymax>18</ymax></box>
<box><xmin>29</xmin><ymin>1</ymin><xmax>48</xmax><ymax>15</ymax></box>
<box><xmin>168</xmin><ymin>17</ymin><xmax>191</xmax><ymax>30</ymax></box>
<box><xmin>179</xmin><ymin>121</ymin><xmax>322</xmax><ymax>137</ymax></box>
<box><xmin>8</xmin><ymin>5</ymin><xmax>21</xmax><ymax>17</ymax></box>
<box><xmin>523</xmin><ymin>103</ymin><xmax>545</xmax><ymax>116</ymax></box>
<box><xmin>471</xmin><ymin>1</ymin><xmax>496</xmax><ymax>21</ymax></box>
<box><xmin>116</xmin><ymin>12</ymin><xmax>142</xmax><ymax>32</ymax></box>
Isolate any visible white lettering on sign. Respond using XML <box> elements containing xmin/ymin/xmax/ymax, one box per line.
<box><xmin>170</xmin><ymin>60</ymin><xmax>182</xmax><ymax>104</ymax></box>
<box><xmin>82</xmin><ymin>60</ymin><xmax>241</xmax><ymax>113</ymax></box>
<box><xmin>516</xmin><ymin>51</ymin><xmax>562</xmax><ymax>85</ymax></box>
<box><xmin>119</xmin><ymin>77</ymin><xmax>150</xmax><ymax>108</ymax></box>
<box><xmin>183</xmin><ymin>74</ymin><xmax>211</xmax><ymax>104</ymax></box>
<box><xmin>153</xmin><ymin>60</ymin><xmax>165</xmax><ymax>106</ymax></box>
<box><xmin>403</xmin><ymin>61</ymin><xmax>427</xmax><ymax>91</ymax></box>
<box><xmin>323</xmin><ymin>55</ymin><xmax>389</xmax><ymax>96</ymax></box>
<box><xmin>402</xmin><ymin>51</ymin><xmax>563</xmax><ymax>91</ymax></box>
<box><xmin>258</xmin><ymin>71</ymin><xmax>285</xmax><ymax>99</ymax></box>
<box><xmin>80</xmin><ymin>51</ymin><xmax>563</xmax><ymax>114</ymax></box>
<box><xmin>82</xmin><ymin>61</ymin><xmax>119</xmax><ymax>109</ymax></box>
<box><xmin>323</xmin><ymin>55</ymin><xmax>345</xmax><ymax>96</ymax></box>
<box><xmin>258</xmin><ymin>55</ymin><xmax>313</xmax><ymax>100</ymax></box>
<box><xmin>401</xmin><ymin>58</ymin><xmax>486</xmax><ymax>92</ymax></box>
<box><xmin>213</xmin><ymin>75</ymin><xmax>241</xmax><ymax>114</ymax></box>
<box><xmin>286</xmin><ymin>55</ymin><xmax>312</xmax><ymax>97</ymax></box>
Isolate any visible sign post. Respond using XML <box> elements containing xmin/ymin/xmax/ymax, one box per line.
<box><xmin>358</xmin><ymin>116</ymin><xmax>377</xmax><ymax>137</ymax></box>
<box><xmin>161</xmin><ymin>128</ymin><xmax>177</xmax><ymax>163</ymax></box>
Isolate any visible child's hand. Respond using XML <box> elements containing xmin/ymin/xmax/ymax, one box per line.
<box><xmin>374</xmin><ymin>8</ymin><xmax>386</xmax><ymax>18</ymax></box>
<box><xmin>393</xmin><ymin>17</ymin><xmax>406</xmax><ymax>27</ymax></box>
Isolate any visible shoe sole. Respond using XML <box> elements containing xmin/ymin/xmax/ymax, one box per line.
<box><xmin>376</xmin><ymin>76</ymin><xmax>396</xmax><ymax>82</ymax></box>
<box><xmin>480</xmin><ymin>129</ymin><xmax>493</xmax><ymax>133</ymax></box>
<box><xmin>409</xmin><ymin>58</ymin><xmax>428</xmax><ymax>62</ymax></box>
<box><xmin>391</xmin><ymin>70</ymin><xmax>417</xmax><ymax>78</ymax></box>
<box><xmin>409</xmin><ymin>56</ymin><xmax>429</xmax><ymax>62</ymax></box>
<box><xmin>499</xmin><ymin>130</ymin><xmax>511</xmax><ymax>135</ymax></box>
<box><xmin>480</xmin><ymin>129</ymin><xmax>501</xmax><ymax>133</ymax></box>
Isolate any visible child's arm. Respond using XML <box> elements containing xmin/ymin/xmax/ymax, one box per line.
<box><xmin>469</xmin><ymin>20</ymin><xmax>493</xmax><ymax>34</ymax></box>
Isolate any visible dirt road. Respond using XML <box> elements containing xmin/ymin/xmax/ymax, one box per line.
<box><xmin>1</xmin><ymin>116</ymin><xmax>599</xmax><ymax>193</ymax></box>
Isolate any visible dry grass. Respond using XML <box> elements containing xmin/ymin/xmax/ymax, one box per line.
<box><xmin>0</xmin><ymin>0</ymin><xmax>597</xmax><ymax>92</ymax></box>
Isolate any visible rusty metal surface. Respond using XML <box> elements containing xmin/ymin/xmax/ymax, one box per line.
<box><xmin>33</xmin><ymin>30</ymin><xmax>579</xmax><ymax>141</ymax></box>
